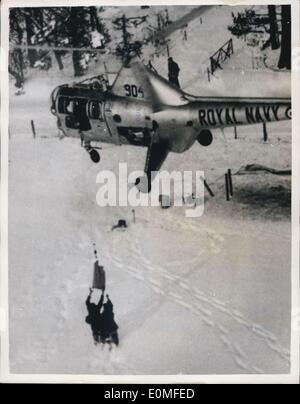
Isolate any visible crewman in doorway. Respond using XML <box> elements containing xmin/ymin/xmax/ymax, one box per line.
<box><xmin>168</xmin><ymin>57</ymin><xmax>180</xmax><ymax>88</ymax></box>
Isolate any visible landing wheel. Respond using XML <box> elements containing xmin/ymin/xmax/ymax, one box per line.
<box><xmin>84</xmin><ymin>143</ymin><xmax>101</xmax><ymax>163</ymax></box>
<box><xmin>135</xmin><ymin>175</ymin><xmax>151</xmax><ymax>193</ymax></box>
<box><xmin>197</xmin><ymin>130</ymin><xmax>213</xmax><ymax>147</ymax></box>
<box><xmin>89</xmin><ymin>148</ymin><xmax>101</xmax><ymax>163</ymax></box>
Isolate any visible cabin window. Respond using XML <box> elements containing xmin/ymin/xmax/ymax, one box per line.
<box><xmin>58</xmin><ymin>97</ymin><xmax>91</xmax><ymax>131</ymax></box>
<box><xmin>71</xmin><ymin>98</ymin><xmax>91</xmax><ymax>131</ymax></box>
<box><xmin>88</xmin><ymin>101</ymin><xmax>103</xmax><ymax>120</ymax></box>
<box><xmin>58</xmin><ymin>97</ymin><xmax>74</xmax><ymax>115</ymax></box>
<box><xmin>65</xmin><ymin>99</ymin><xmax>74</xmax><ymax>114</ymax></box>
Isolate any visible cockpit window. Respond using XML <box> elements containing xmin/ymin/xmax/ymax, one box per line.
<box><xmin>88</xmin><ymin>101</ymin><xmax>103</xmax><ymax>120</ymax></box>
<box><xmin>50</xmin><ymin>86</ymin><xmax>60</xmax><ymax>114</ymax></box>
<box><xmin>65</xmin><ymin>99</ymin><xmax>74</xmax><ymax>114</ymax></box>
<box><xmin>58</xmin><ymin>97</ymin><xmax>65</xmax><ymax>114</ymax></box>
<box><xmin>58</xmin><ymin>97</ymin><xmax>75</xmax><ymax>114</ymax></box>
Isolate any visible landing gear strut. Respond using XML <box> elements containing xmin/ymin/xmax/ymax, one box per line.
<box><xmin>84</xmin><ymin>142</ymin><xmax>101</xmax><ymax>163</ymax></box>
<box><xmin>135</xmin><ymin>175</ymin><xmax>152</xmax><ymax>193</ymax></box>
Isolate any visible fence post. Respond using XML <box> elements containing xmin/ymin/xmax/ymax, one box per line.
<box><xmin>207</xmin><ymin>67</ymin><xmax>210</xmax><ymax>82</ymax></box>
<box><xmin>263</xmin><ymin>122</ymin><xmax>268</xmax><ymax>142</ymax></box>
<box><xmin>234</xmin><ymin>126</ymin><xmax>237</xmax><ymax>139</ymax></box>
<box><xmin>225</xmin><ymin>173</ymin><xmax>230</xmax><ymax>201</ymax></box>
<box><xmin>210</xmin><ymin>57</ymin><xmax>214</xmax><ymax>75</ymax></box>
<box><xmin>201</xmin><ymin>176</ymin><xmax>214</xmax><ymax>197</ymax></box>
<box><xmin>31</xmin><ymin>120</ymin><xmax>36</xmax><ymax>139</ymax></box>
<box><xmin>132</xmin><ymin>209</ymin><xmax>136</xmax><ymax>224</ymax></box>
<box><xmin>228</xmin><ymin>169</ymin><xmax>233</xmax><ymax>196</ymax></box>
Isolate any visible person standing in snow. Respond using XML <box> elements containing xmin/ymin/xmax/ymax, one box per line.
<box><xmin>101</xmin><ymin>294</ymin><xmax>119</xmax><ymax>347</ymax></box>
<box><xmin>182</xmin><ymin>24</ymin><xmax>188</xmax><ymax>41</ymax></box>
<box><xmin>168</xmin><ymin>57</ymin><xmax>181</xmax><ymax>88</ymax></box>
<box><xmin>85</xmin><ymin>289</ymin><xmax>119</xmax><ymax>347</ymax></box>
<box><xmin>85</xmin><ymin>288</ymin><xmax>104</xmax><ymax>344</ymax></box>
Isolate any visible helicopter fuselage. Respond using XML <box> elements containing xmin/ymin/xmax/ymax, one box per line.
<box><xmin>51</xmin><ymin>83</ymin><xmax>291</xmax><ymax>154</ymax></box>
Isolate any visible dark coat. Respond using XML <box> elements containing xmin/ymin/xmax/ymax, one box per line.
<box><xmin>102</xmin><ymin>299</ymin><xmax>119</xmax><ymax>333</ymax></box>
<box><xmin>86</xmin><ymin>295</ymin><xmax>118</xmax><ymax>343</ymax></box>
<box><xmin>168</xmin><ymin>59</ymin><xmax>180</xmax><ymax>78</ymax></box>
<box><xmin>85</xmin><ymin>293</ymin><xmax>104</xmax><ymax>334</ymax></box>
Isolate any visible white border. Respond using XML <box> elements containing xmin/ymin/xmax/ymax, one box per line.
<box><xmin>1</xmin><ymin>0</ymin><xmax>299</xmax><ymax>384</ymax></box>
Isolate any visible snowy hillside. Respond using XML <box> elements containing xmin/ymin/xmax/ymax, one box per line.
<box><xmin>8</xmin><ymin>5</ymin><xmax>291</xmax><ymax>375</ymax></box>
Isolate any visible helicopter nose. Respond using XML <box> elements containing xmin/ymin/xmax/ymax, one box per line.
<box><xmin>50</xmin><ymin>85</ymin><xmax>62</xmax><ymax>114</ymax></box>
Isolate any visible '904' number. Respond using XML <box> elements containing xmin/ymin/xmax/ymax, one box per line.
<box><xmin>124</xmin><ymin>84</ymin><xmax>144</xmax><ymax>98</ymax></box>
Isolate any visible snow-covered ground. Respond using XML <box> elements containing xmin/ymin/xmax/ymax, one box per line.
<box><xmin>8</xmin><ymin>5</ymin><xmax>291</xmax><ymax>375</ymax></box>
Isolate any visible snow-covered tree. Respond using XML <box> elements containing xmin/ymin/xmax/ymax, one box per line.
<box><xmin>112</xmin><ymin>14</ymin><xmax>147</xmax><ymax>64</ymax></box>
<box><xmin>9</xmin><ymin>6</ymin><xmax>111</xmax><ymax>80</ymax></box>
<box><xmin>9</xmin><ymin>8</ymin><xmax>26</xmax><ymax>88</ymax></box>
<box><xmin>229</xmin><ymin>6</ymin><xmax>291</xmax><ymax>70</ymax></box>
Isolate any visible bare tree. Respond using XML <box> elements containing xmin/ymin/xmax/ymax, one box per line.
<box><xmin>268</xmin><ymin>5</ymin><xmax>279</xmax><ymax>50</ymax></box>
<box><xmin>278</xmin><ymin>5</ymin><xmax>291</xmax><ymax>69</ymax></box>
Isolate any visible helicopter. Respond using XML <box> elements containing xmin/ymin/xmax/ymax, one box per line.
<box><xmin>50</xmin><ymin>61</ymin><xmax>291</xmax><ymax>192</ymax></box>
